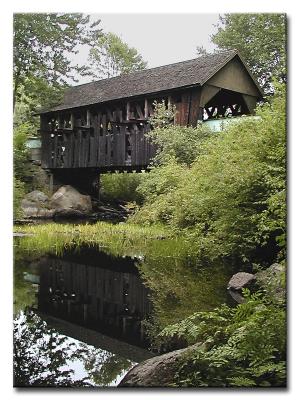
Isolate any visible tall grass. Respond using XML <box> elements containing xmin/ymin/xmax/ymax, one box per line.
<box><xmin>14</xmin><ymin>221</ymin><xmax>189</xmax><ymax>258</ymax></box>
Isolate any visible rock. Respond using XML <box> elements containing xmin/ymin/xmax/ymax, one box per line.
<box><xmin>227</xmin><ymin>272</ymin><xmax>256</xmax><ymax>291</ymax></box>
<box><xmin>256</xmin><ymin>263</ymin><xmax>286</xmax><ymax>303</ymax></box>
<box><xmin>227</xmin><ymin>289</ymin><xmax>245</xmax><ymax>304</ymax></box>
<box><xmin>49</xmin><ymin>185</ymin><xmax>92</xmax><ymax>216</ymax></box>
<box><xmin>24</xmin><ymin>190</ymin><xmax>49</xmax><ymax>204</ymax></box>
<box><xmin>119</xmin><ymin>344</ymin><xmax>200</xmax><ymax>387</ymax></box>
<box><xmin>21</xmin><ymin>190</ymin><xmax>53</xmax><ymax>218</ymax></box>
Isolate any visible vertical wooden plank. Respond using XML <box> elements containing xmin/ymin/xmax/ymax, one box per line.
<box><xmin>180</xmin><ymin>91</ymin><xmax>191</xmax><ymax>126</ymax></box>
<box><xmin>144</xmin><ymin>98</ymin><xmax>149</xmax><ymax>119</ymax></box>
<box><xmin>73</xmin><ymin>130</ymin><xmax>79</xmax><ymax>168</ymax></box>
<box><xmin>188</xmin><ymin>87</ymin><xmax>201</xmax><ymax>127</ymax></box>
<box><xmin>70</xmin><ymin>113</ymin><xmax>75</xmax><ymax>130</ymax></box>
<box><xmin>139</xmin><ymin>125</ymin><xmax>145</xmax><ymax>166</ymax></box>
<box><xmin>106</xmin><ymin>132</ymin><xmax>111</xmax><ymax>166</ymax></box>
<box><xmin>92</xmin><ymin>112</ymin><xmax>100</xmax><ymax>167</ymax></box>
<box><xmin>144</xmin><ymin>127</ymin><xmax>149</xmax><ymax>165</ymax></box>
<box><xmin>112</xmin><ymin>124</ymin><xmax>118</xmax><ymax>166</ymax></box>
<box><xmin>126</xmin><ymin>102</ymin><xmax>130</xmax><ymax>121</ymax></box>
<box><xmin>120</xmin><ymin>125</ymin><xmax>126</xmax><ymax>166</ymax></box>
<box><xmin>77</xmin><ymin>130</ymin><xmax>82</xmax><ymax>167</ymax></box>
<box><xmin>85</xmin><ymin>129</ymin><xmax>91</xmax><ymax>167</ymax></box>
<box><xmin>87</xmin><ymin>109</ymin><xmax>91</xmax><ymax>127</ymax></box>
<box><xmin>130</xmin><ymin>125</ymin><xmax>136</xmax><ymax>166</ymax></box>
<box><xmin>69</xmin><ymin>130</ymin><xmax>74</xmax><ymax>168</ymax></box>
<box><xmin>53</xmin><ymin>133</ymin><xmax>58</xmax><ymax>168</ymax></box>
<box><xmin>136</xmin><ymin>125</ymin><xmax>141</xmax><ymax>167</ymax></box>
<box><xmin>62</xmin><ymin>131</ymin><xmax>68</xmax><ymax>168</ymax></box>
<box><xmin>99</xmin><ymin>135</ymin><xmax>105</xmax><ymax>167</ymax></box>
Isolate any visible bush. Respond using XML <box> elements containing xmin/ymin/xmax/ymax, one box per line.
<box><xmin>148</xmin><ymin>101</ymin><xmax>211</xmax><ymax>166</ymax></box>
<box><xmin>100</xmin><ymin>171</ymin><xmax>144</xmax><ymax>203</ymax></box>
<box><xmin>159</xmin><ymin>289</ymin><xmax>286</xmax><ymax>387</ymax></box>
<box><xmin>134</xmin><ymin>85</ymin><xmax>286</xmax><ymax>264</ymax></box>
<box><xmin>13</xmin><ymin>122</ymin><xmax>34</xmax><ymax>184</ymax></box>
<box><xmin>14</xmin><ymin>177</ymin><xmax>26</xmax><ymax>219</ymax></box>
<box><xmin>131</xmin><ymin>158</ymin><xmax>187</xmax><ymax>224</ymax></box>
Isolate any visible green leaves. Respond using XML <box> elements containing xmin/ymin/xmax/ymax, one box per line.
<box><xmin>134</xmin><ymin>85</ymin><xmax>286</xmax><ymax>265</ymax></box>
<box><xmin>88</xmin><ymin>32</ymin><xmax>147</xmax><ymax>79</ymax></box>
<box><xmin>160</xmin><ymin>289</ymin><xmax>286</xmax><ymax>387</ymax></box>
<box><xmin>13</xmin><ymin>13</ymin><xmax>102</xmax><ymax>108</ymax></box>
<box><xmin>211</xmin><ymin>14</ymin><xmax>287</xmax><ymax>93</ymax></box>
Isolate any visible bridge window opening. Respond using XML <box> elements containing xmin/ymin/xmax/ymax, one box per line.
<box><xmin>80</xmin><ymin>112</ymin><xmax>87</xmax><ymax>126</ymax></box>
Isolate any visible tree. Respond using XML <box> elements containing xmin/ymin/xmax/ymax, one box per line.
<box><xmin>210</xmin><ymin>14</ymin><xmax>287</xmax><ymax>93</ymax></box>
<box><xmin>13</xmin><ymin>13</ymin><xmax>102</xmax><ymax>109</ymax></box>
<box><xmin>88</xmin><ymin>32</ymin><xmax>147</xmax><ymax>79</ymax></box>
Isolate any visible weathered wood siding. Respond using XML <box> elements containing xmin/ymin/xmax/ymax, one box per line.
<box><xmin>41</xmin><ymin>120</ymin><xmax>154</xmax><ymax>170</ymax></box>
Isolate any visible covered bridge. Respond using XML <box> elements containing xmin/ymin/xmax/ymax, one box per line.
<box><xmin>38</xmin><ymin>50</ymin><xmax>263</xmax><ymax>195</ymax></box>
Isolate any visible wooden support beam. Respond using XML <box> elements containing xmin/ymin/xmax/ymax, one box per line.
<box><xmin>126</xmin><ymin>102</ymin><xmax>131</xmax><ymax>120</ymax></box>
<box><xmin>87</xmin><ymin>109</ymin><xmax>91</xmax><ymax>127</ymax></box>
<box><xmin>70</xmin><ymin>113</ymin><xmax>75</xmax><ymax>130</ymax></box>
<box><xmin>148</xmin><ymin>102</ymin><xmax>154</xmax><ymax>116</ymax></box>
<box><xmin>144</xmin><ymin>99</ymin><xmax>149</xmax><ymax>119</ymax></box>
<box><xmin>135</xmin><ymin>104</ymin><xmax>144</xmax><ymax>120</ymax></box>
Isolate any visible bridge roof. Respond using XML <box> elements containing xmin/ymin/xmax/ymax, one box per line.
<box><xmin>38</xmin><ymin>50</ymin><xmax>262</xmax><ymax>114</ymax></box>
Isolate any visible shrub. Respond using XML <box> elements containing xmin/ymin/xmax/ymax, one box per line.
<box><xmin>100</xmin><ymin>171</ymin><xmax>144</xmax><ymax>203</ymax></box>
<box><xmin>159</xmin><ymin>289</ymin><xmax>286</xmax><ymax>387</ymax></box>
<box><xmin>134</xmin><ymin>84</ymin><xmax>286</xmax><ymax>264</ymax></box>
<box><xmin>13</xmin><ymin>177</ymin><xmax>26</xmax><ymax>219</ymax></box>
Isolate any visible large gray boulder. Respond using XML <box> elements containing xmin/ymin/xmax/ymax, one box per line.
<box><xmin>49</xmin><ymin>185</ymin><xmax>92</xmax><ymax>215</ymax></box>
<box><xmin>119</xmin><ymin>344</ymin><xmax>200</xmax><ymax>387</ymax></box>
<box><xmin>227</xmin><ymin>272</ymin><xmax>256</xmax><ymax>291</ymax></box>
<box><xmin>21</xmin><ymin>190</ymin><xmax>54</xmax><ymax>218</ymax></box>
<box><xmin>256</xmin><ymin>263</ymin><xmax>286</xmax><ymax>303</ymax></box>
<box><xmin>227</xmin><ymin>272</ymin><xmax>256</xmax><ymax>303</ymax></box>
<box><xmin>24</xmin><ymin>190</ymin><xmax>49</xmax><ymax>204</ymax></box>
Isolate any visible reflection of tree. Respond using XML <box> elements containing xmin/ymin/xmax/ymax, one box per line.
<box><xmin>82</xmin><ymin>350</ymin><xmax>133</xmax><ymax>387</ymax></box>
<box><xmin>13</xmin><ymin>309</ymin><xmax>91</xmax><ymax>387</ymax></box>
<box><xmin>13</xmin><ymin>246</ymin><xmax>37</xmax><ymax>314</ymax></box>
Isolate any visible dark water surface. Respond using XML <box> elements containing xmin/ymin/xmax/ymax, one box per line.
<box><xmin>14</xmin><ymin>236</ymin><xmax>233</xmax><ymax>387</ymax></box>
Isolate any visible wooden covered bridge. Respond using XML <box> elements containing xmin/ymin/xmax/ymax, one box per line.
<box><xmin>38</xmin><ymin>50</ymin><xmax>263</xmax><ymax>195</ymax></box>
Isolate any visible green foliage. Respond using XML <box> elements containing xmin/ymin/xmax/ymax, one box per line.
<box><xmin>13</xmin><ymin>13</ymin><xmax>102</xmax><ymax>108</ymax></box>
<box><xmin>149</xmin><ymin>100</ymin><xmax>176</xmax><ymax>129</ymax></box>
<box><xmin>13</xmin><ymin>122</ymin><xmax>33</xmax><ymax>181</ymax></box>
<box><xmin>89</xmin><ymin>32</ymin><xmax>147</xmax><ymax>79</ymax></box>
<box><xmin>100</xmin><ymin>171</ymin><xmax>144</xmax><ymax>203</ymax></box>
<box><xmin>148</xmin><ymin>101</ymin><xmax>211</xmax><ymax>166</ymax></box>
<box><xmin>13</xmin><ymin>178</ymin><xmax>26</xmax><ymax>219</ymax></box>
<box><xmin>211</xmin><ymin>14</ymin><xmax>287</xmax><ymax>93</ymax></box>
<box><xmin>159</xmin><ymin>290</ymin><xmax>286</xmax><ymax>387</ymax></box>
<box><xmin>13</xmin><ymin>122</ymin><xmax>35</xmax><ymax>218</ymax></box>
<box><xmin>131</xmin><ymin>159</ymin><xmax>187</xmax><ymax>225</ymax></box>
<box><xmin>134</xmin><ymin>85</ymin><xmax>286</xmax><ymax>265</ymax></box>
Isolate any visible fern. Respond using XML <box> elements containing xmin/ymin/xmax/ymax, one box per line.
<box><xmin>159</xmin><ymin>289</ymin><xmax>286</xmax><ymax>387</ymax></box>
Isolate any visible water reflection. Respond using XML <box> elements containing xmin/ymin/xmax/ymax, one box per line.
<box><xmin>37</xmin><ymin>247</ymin><xmax>152</xmax><ymax>346</ymax></box>
<box><xmin>14</xmin><ymin>309</ymin><xmax>134</xmax><ymax>387</ymax></box>
<box><xmin>14</xmin><ymin>238</ymin><xmax>233</xmax><ymax>387</ymax></box>
<box><xmin>14</xmin><ymin>244</ymin><xmax>154</xmax><ymax>387</ymax></box>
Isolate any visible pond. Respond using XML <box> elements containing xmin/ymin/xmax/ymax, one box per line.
<box><xmin>13</xmin><ymin>223</ymin><xmax>234</xmax><ymax>387</ymax></box>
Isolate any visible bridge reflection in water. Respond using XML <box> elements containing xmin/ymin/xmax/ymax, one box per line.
<box><xmin>35</xmin><ymin>246</ymin><xmax>152</xmax><ymax>348</ymax></box>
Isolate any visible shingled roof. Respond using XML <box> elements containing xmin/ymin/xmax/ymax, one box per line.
<box><xmin>40</xmin><ymin>50</ymin><xmax>257</xmax><ymax>114</ymax></box>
